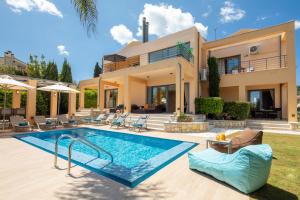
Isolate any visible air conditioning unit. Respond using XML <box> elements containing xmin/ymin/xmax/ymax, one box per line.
<box><xmin>249</xmin><ymin>45</ymin><xmax>259</xmax><ymax>55</ymax></box>
<box><xmin>200</xmin><ymin>68</ymin><xmax>208</xmax><ymax>81</ymax></box>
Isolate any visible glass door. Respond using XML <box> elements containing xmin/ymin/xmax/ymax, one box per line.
<box><xmin>104</xmin><ymin>89</ymin><xmax>118</xmax><ymax>108</ymax></box>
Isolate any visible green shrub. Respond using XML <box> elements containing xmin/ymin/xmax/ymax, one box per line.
<box><xmin>195</xmin><ymin>97</ymin><xmax>223</xmax><ymax>115</ymax></box>
<box><xmin>223</xmin><ymin>101</ymin><xmax>250</xmax><ymax>120</ymax></box>
<box><xmin>84</xmin><ymin>89</ymin><xmax>97</xmax><ymax>108</ymax></box>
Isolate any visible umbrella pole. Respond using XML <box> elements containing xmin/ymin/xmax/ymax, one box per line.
<box><xmin>2</xmin><ymin>89</ymin><xmax>7</xmax><ymax>130</ymax></box>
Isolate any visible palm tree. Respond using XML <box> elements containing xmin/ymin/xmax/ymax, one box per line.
<box><xmin>71</xmin><ymin>0</ymin><xmax>98</xmax><ymax>35</ymax></box>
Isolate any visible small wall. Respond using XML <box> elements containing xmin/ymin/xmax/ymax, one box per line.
<box><xmin>208</xmin><ymin>120</ymin><xmax>246</xmax><ymax>128</ymax></box>
<box><xmin>164</xmin><ymin>122</ymin><xmax>209</xmax><ymax>133</ymax></box>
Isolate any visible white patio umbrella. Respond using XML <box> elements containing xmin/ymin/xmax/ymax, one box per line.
<box><xmin>37</xmin><ymin>83</ymin><xmax>79</xmax><ymax>115</ymax></box>
<box><xmin>0</xmin><ymin>75</ymin><xmax>34</xmax><ymax>130</ymax></box>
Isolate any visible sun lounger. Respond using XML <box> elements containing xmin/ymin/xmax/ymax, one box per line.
<box><xmin>90</xmin><ymin>113</ymin><xmax>109</xmax><ymax>125</ymax></box>
<box><xmin>111</xmin><ymin>113</ymin><xmax>128</xmax><ymax>128</ymax></box>
<box><xmin>58</xmin><ymin>115</ymin><xmax>78</xmax><ymax>128</ymax></box>
<box><xmin>210</xmin><ymin>129</ymin><xmax>263</xmax><ymax>153</ymax></box>
<box><xmin>131</xmin><ymin>115</ymin><xmax>149</xmax><ymax>132</ymax></box>
<box><xmin>34</xmin><ymin>116</ymin><xmax>56</xmax><ymax>130</ymax></box>
<box><xmin>10</xmin><ymin>115</ymin><xmax>31</xmax><ymax>132</ymax></box>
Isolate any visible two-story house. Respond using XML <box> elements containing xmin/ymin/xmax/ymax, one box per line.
<box><xmin>79</xmin><ymin>20</ymin><xmax>297</xmax><ymax>122</ymax></box>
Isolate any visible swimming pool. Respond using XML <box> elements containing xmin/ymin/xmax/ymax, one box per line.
<box><xmin>15</xmin><ymin>128</ymin><xmax>197</xmax><ymax>187</ymax></box>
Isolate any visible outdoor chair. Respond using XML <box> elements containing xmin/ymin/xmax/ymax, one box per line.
<box><xmin>58</xmin><ymin>114</ymin><xmax>78</xmax><ymax>128</ymax></box>
<box><xmin>210</xmin><ymin>129</ymin><xmax>263</xmax><ymax>154</ymax></box>
<box><xmin>111</xmin><ymin>113</ymin><xmax>128</xmax><ymax>128</ymax></box>
<box><xmin>10</xmin><ymin>115</ymin><xmax>31</xmax><ymax>132</ymax></box>
<box><xmin>130</xmin><ymin>115</ymin><xmax>149</xmax><ymax>132</ymax></box>
<box><xmin>90</xmin><ymin>113</ymin><xmax>109</xmax><ymax>125</ymax></box>
<box><xmin>34</xmin><ymin>116</ymin><xmax>56</xmax><ymax>130</ymax></box>
<box><xmin>188</xmin><ymin>144</ymin><xmax>272</xmax><ymax>194</ymax></box>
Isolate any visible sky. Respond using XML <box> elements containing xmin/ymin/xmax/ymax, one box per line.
<box><xmin>0</xmin><ymin>0</ymin><xmax>300</xmax><ymax>84</ymax></box>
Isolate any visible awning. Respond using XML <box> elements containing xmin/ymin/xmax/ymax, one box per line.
<box><xmin>103</xmin><ymin>54</ymin><xmax>127</xmax><ymax>62</ymax></box>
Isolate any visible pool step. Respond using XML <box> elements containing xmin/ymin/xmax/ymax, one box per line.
<box><xmin>128</xmin><ymin>113</ymin><xmax>171</xmax><ymax>131</ymax></box>
<box><xmin>246</xmin><ymin>120</ymin><xmax>291</xmax><ymax>130</ymax></box>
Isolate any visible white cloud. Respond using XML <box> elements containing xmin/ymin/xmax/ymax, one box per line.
<box><xmin>136</xmin><ymin>3</ymin><xmax>208</xmax><ymax>38</ymax></box>
<box><xmin>220</xmin><ymin>1</ymin><xmax>245</xmax><ymax>23</ymax></box>
<box><xmin>5</xmin><ymin>0</ymin><xmax>63</xmax><ymax>18</ymax></box>
<box><xmin>110</xmin><ymin>24</ymin><xmax>137</xmax><ymax>45</ymax></box>
<box><xmin>256</xmin><ymin>16</ymin><xmax>268</xmax><ymax>21</ymax></box>
<box><xmin>295</xmin><ymin>20</ymin><xmax>300</xmax><ymax>30</ymax></box>
<box><xmin>202</xmin><ymin>5</ymin><xmax>212</xmax><ymax>18</ymax></box>
<box><xmin>57</xmin><ymin>45</ymin><xmax>69</xmax><ymax>56</ymax></box>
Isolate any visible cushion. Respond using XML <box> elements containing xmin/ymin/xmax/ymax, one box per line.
<box><xmin>188</xmin><ymin>144</ymin><xmax>272</xmax><ymax>194</ymax></box>
<box><xmin>19</xmin><ymin>122</ymin><xmax>28</xmax><ymax>126</ymax></box>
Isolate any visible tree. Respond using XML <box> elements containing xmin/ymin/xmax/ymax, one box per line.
<box><xmin>27</xmin><ymin>55</ymin><xmax>41</xmax><ymax>78</ymax></box>
<box><xmin>60</xmin><ymin>59</ymin><xmax>73</xmax><ymax>83</ymax></box>
<box><xmin>208</xmin><ymin>57</ymin><xmax>220</xmax><ymax>97</ymax></box>
<box><xmin>71</xmin><ymin>0</ymin><xmax>98</xmax><ymax>35</ymax></box>
<box><xmin>59</xmin><ymin>59</ymin><xmax>73</xmax><ymax>114</ymax></box>
<box><xmin>44</xmin><ymin>61</ymin><xmax>58</xmax><ymax>81</ymax></box>
<box><xmin>93</xmin><ymin>62</ymin><xmax>102</xmax><ymax>77</ymax></box>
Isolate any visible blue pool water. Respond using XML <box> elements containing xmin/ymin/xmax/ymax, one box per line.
<box><xmin>15</xmin><ymin>128</ymin><xmax>197</xmax><ymax>187</ymax></box>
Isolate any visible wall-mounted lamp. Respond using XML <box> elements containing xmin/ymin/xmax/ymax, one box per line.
<box><xmin>16</xmin><ymin>90</ymin><xmax>20</xmax><ymax>94</ymax></box>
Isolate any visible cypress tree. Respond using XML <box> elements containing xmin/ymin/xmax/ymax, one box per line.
<box><xmin>93</xmin><ymin>62</ymin><xmax>102</xmax><ymax>77</ymax></box>
<box><xmin>208</xmin><ymin>57</ymin><xmax>220</xmax><ymax>97</ymax></box>
<box><xmin>59</xmin><ymin>59</ymin><xmax>73</xmax><ymax>114</ymax></box>
<box><xmin>45</xmin><ymin>61</ymin><xmax>58</xmax><ymax>81</ymax></box>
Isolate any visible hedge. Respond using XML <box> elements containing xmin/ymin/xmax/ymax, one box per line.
<box><xmin>195</xmin><ymin>97</ymin><xmax>223</xmax><ymax>115</ymax></box>
<box><xmin>84</xmin><ymin>89</ymin><xmax>97</xmax><ymax>108</ymax></box>
<box><xmin>223</xmin><ymin>101</ymin><xmax>250</xmax><ymax>120</ymax></box>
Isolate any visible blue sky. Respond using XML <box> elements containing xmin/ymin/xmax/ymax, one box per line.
<box><xmin>1</xmin><ymin>0</ymin><xmax>300</xmax><ymax>84</ymax></box>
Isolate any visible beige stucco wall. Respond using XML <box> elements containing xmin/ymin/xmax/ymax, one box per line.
<box><xmin>220</xmin><ymin>86</ymin><xmax>239</xmax><ymax>102</ymax></box>
<box><xmin>130</xmin><ymin>78</ymin><xmax>147</xmax><ymax>106</ymax></box>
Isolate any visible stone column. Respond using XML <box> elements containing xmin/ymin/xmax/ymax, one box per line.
<box><xmin>26</xmin><ymin>80</ymin><xmax>37</xmax><ymax>123</ymax></box>
<box><xmin>176</xmin><ymin>62</ymin><xmax>185</xmax><ymax>115</ymax></box>
<box><xmin>68</xmin><ymin>86</ymin><xmax>77</xmax><ymax>117</ymax></box>
<box><xmin>124</xmin><ymin>76</ymin><xmax>131</xmax><ymax>113</ymax></box>
<box><xmin>117</xmin><ymin>84</ymin><xmax>124</xmax><ymax>105</ymax></box>
<box><xmin>12</xmin><ymin>90</ymin><xmax>21</xmax><ymax>108</ymax></box>
<box><xmin>99</xmin><ymin>80</ymin><xmax>105</xmax><ymax>110</ymax></box>
<box><xmin>79</xmin><ymin>87</ymin><xmax>85</xmax><ymax>110</ymax></box>
<box><xmin>50</xmin><ymin>92</ymin><xmax>58</xmax><ymax>118</ymax></box>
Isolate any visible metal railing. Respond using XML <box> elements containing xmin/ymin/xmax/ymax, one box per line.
<box><xmin>218</xmin><ymin>55</ymin><xmax>287</xmax><ymax>75</ymax></box>
<box><xmin>54</xmin><ymin>134</ymin><xmax>113</xmax><ymax>175</ymax></box>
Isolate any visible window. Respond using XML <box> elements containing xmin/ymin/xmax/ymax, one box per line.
<box><xmin>148</xmin><ymin>42</ymin><xmax>190</xmax><ymax>63</ymax></box>
<box><xmin>218</xmin><ymin>55</ymin><xmax>241</xmax><ymax>74</ymax></box>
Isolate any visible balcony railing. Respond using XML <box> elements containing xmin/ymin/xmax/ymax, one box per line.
<box><xmin>219</xmin><ymin>55</ymin><xmax>287</xmax><ymax>75</ymax></box>
<box><xmin>103</xmin><ymin>55</ymin><xmax>140</xmax><ymax>73</ymax></box>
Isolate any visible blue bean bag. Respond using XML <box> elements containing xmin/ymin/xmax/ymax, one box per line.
<box><xmin>188</xmin><ymin>144</ymin><xmax>272</xmax><ymax>194</ymax></box>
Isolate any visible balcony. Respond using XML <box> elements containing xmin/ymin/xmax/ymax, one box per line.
<box><xmin>219</xmin><ymin>55</ymin><xmax>287</xmax><ymax>75</ymax></box>
<box><xmin>103</xmin><ymin>55</ymin><xmax>140</xmax><ymax>73</ymax></box>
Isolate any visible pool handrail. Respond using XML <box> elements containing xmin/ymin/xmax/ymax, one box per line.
<box><xmin>54</xmin><ymin>134</ymin><xmax>114</xmax><ymax>175</ymax></box>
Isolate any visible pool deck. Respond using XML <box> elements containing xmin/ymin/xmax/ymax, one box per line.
<box><xmin>0</xmin><ymin>125</ymin><xmax>248</xmax><ymax>200</ymax></box>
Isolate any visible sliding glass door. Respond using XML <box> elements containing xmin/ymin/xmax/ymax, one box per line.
<box><xmin>104</xmin><ymin>89</ymin><xmax>118</xmax><ymax>108</ymax></box>
<box><xmin>248</xmin><ymin>89</ymin><xmax>275</xmax><ymax>110</ymax></box>
<box><xmin>147</xmin><ymin>85</ymin><xmax>175</xmax><ymax>113</ymax></box>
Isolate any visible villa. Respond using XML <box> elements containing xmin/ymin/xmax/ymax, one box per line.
<box><xmin>80</xmin><ymin>20</ymin><xmax>297</xmax><ymax>122</ymax></box>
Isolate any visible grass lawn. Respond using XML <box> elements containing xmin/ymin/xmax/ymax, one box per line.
<box><xmin>250</xmin><ymin>133</ymin><xmax>300</xmax><ymax>200</ymax></box>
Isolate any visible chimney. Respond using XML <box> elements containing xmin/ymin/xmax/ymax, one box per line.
<box><xmin>142</xmin><ymin>17</ymin><xmax>149</xmax><ymax>43</ymax></box>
